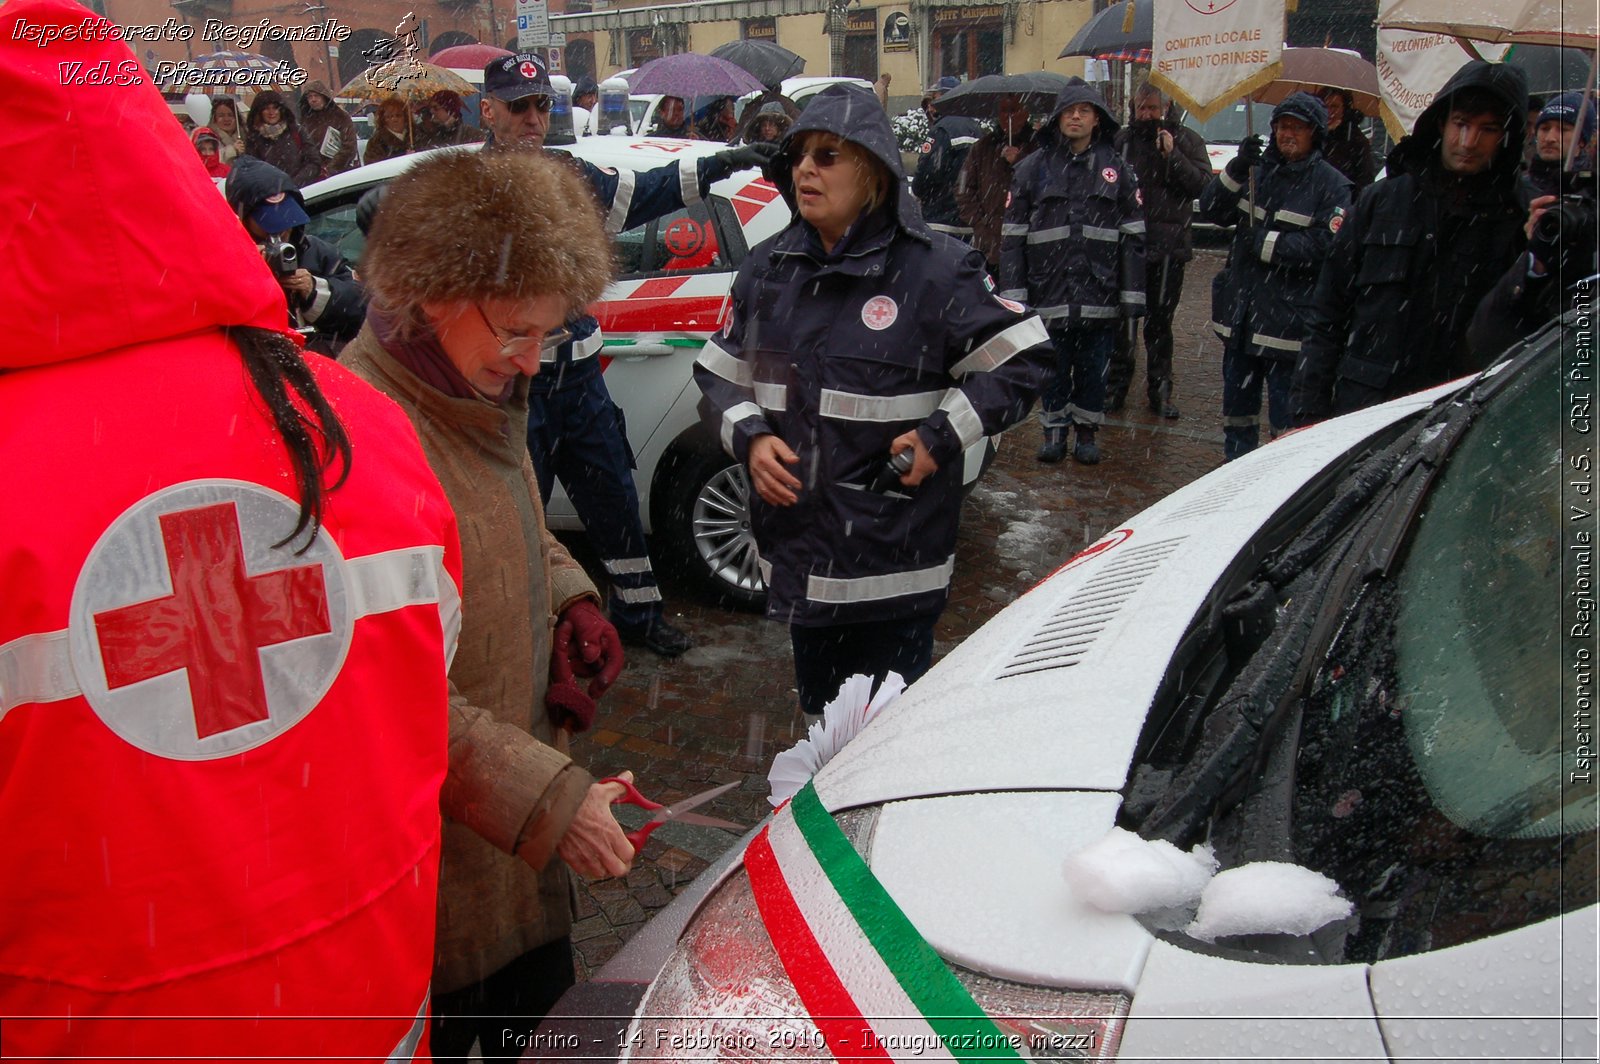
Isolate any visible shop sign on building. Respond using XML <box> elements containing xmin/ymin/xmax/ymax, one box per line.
<box><xmin>883</xmin><ymin>11</ymin><xmax>911</xmax><ymax>51</ymax></box>
<box><xmin>931</xmin><ymin>4</ymin><xmax>1005</xmax><ymax>27</ymax></box>
<box><xmin>743</xmin><ymin>17</ymin><xmax>776</xmax><ymax>41</ymax></box>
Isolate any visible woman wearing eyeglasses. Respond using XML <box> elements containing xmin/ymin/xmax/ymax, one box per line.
<box><xmin>695</xmin><ymin>83</ymin><xmax>1054</xmax><ymax>716</ymax></box>
<box><xmin>340</xmin><ymin>147</ymin><xmax>639</xmax><ymax>1061</ymax></box>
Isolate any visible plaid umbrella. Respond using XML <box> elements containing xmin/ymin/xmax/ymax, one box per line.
<box><xmin>338</xmin><ymin>59</ymin><xmax>475</xmax><ymax>102</ymax></box>
<box><xmin>1095</xmin><ymin>46</ymin><xmax>1153</xmax><ymax>64</ymax></box>
<box><xmin>631</xmin><ymin>53</ymin><xmax>765</xmax><ymax>100</ymax></box>
<box><xmin>156</xmin><ymin>50</ymin><xmax>303</xmax><ymax>96</ymax></box>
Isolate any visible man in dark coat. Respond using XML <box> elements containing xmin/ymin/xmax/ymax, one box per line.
<box><xmin>1001</xmin><ymin>78</ymin><xmax>1145</xmax><ymax>465</ymax></box>
<box><xmin>1291</xmin><ymin>60</ymin><xmax>1529</xmax><ymax>425</ymax></box>
<box><xmin>1108</xmin><ymin>82</ymin><xmax>1212</xmax><ymax>419</ymax></box>
<box><xmin>224</xmin><ymin>155</ymin><xmax>366</xmax><ymax>355</ymax></box>
<box><xmin>1318</xmin><ymin>87</ymin><xmax>1378</xmax><ymax>192</ymax></box>
<box><xmin>955</xmin><ymin>92</ymin><xmax>1037</xmax><ymax>273</ymax></box>
<box><xmin>297</xmin><ymin>80</ymin><xmax>358</xmax><ymax>178</ymax></box>
<box><xmin>912</xmin><ymin>75</ymin><xmax>985</xmax><ymax>241</ymax></box>
<box><xmin>1200</xmin><ymin>91</ymin><xmax>1350</xmax><ymax>460</ymax></box>
<box><xmin>1524</xmin><ymin>91</ymin><xmax>1596</xmax><ymax>199</ymax></box>
<box><xmin>480</xmin><ymin>51</ymin><xmax>775</xmax><ymax>656</ymax></box>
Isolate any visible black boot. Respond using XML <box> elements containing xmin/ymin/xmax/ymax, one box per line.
<box><xmin>1036</xmin><ymin>427</ymin><xmax>1068</xmax><ymax>463</ymax></box>
<box><xmin>1073</xmin><ymin>425</ymin><xmax>1102</xmax><ymax>465</ymax></box>
<box><xmin>1149</xmin><ymin>380</ymin><xmax>1181</xmax><ymax>420</ymax></box>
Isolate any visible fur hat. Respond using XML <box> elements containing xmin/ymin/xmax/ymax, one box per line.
<box><xmin>362</xmin><ymin>149</ymin><xmax>612</xmax><ymax>323</ymax></box>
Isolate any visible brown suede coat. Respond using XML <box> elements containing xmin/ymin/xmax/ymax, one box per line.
<box><xmin>343</xmin><ymin>326</ymin><xmax>598</xmax><ymax>993</ymax></box>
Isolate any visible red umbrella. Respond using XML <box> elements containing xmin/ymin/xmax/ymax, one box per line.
<box><xmin>429</xmin><ymin>43</ymin><xmax>513</xmax><ymax>71</ymax></box>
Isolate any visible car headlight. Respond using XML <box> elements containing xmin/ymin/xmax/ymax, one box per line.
<box><xmin>624</xmin><ymin>809</ymin><xmax>1131</xmax><ymax>1062</ymax></box>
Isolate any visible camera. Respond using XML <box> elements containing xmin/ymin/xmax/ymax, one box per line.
<box><xmin>867</xmin><ymin>448</ymin><xmax>915</xmax><ymax>493</ymax></box>
<box><xmin>262</xmin><ymin>237</ymin><xmax>299</xmax><ymax>279</ymax></box>
<box><xmin>1530</xmin><ymin>173</ymin><xmax>1597</xmax><ymax>280</ymax></box>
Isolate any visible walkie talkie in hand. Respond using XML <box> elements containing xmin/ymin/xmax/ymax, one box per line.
<box><xmin>867</xmin><ymin>448</ymin><xmax>915</xmax><ymax>493</ymax></box>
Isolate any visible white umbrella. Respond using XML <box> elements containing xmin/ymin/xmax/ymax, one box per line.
<box><xmin>1378</xmin><ymin>0</ymin><xmax>1597</xmax><ymax>49</ymax></box>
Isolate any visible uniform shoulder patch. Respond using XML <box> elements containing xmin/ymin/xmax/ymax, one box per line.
<box><xmin>920</xmin><ymin>140</ymin><xmax>933</xmax><ymax>154</ymax></box>
<box><xmin>1329</xmin><ymin>206</ymin><xmax>1346</xmax><ymax>234</ymax></box>
<box><xmin>1101</xmin><ymin>166</ymin><xmax>1118</xmax><ymax>184</ymax></box>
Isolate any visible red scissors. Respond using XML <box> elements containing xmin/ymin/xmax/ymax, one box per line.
<box><xmin>601</xmin><ymin>777</ymin><xmax>743</xmax><ymax>850</ymax></box>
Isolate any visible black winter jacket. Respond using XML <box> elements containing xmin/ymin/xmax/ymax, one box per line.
<box><xmin>999</xmin><ymin>80</ymin><xmax>1145</xmax><ymax>326</ymax></box>
<box><xmin>1199</xmin><ymin>92</ymin><xmax>1352</xmax><ymax>363</ymax></box>
<box><xmin>911</xmin><ymin>114</ymin><xmax>984</xmax><ymax>235</ymax></box>
<box><xmin>1113</xmin><ymin>118</ymin><xmax>1211</xmax><ymax>261</ymax></box>
<box><xmin>695</xmin><ymin>85</ymin><xmax>1051</xmax><ymax>627</ymax></box>
<box><xmin>1291</xmin><ymin>60</ymin><xmax>1529</xmax><ymax>422</ymax></box>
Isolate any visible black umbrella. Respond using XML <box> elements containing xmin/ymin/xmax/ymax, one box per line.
<box><xmin>1059</xmin><ymin>1</ymin><xmax>1152</xmax><ymax>59</ymax></box>
<box><xmin>710</xmin><ymin>40</ymin><xmax>805</xmax><ymax>91</ymax></box>
<box><xmin>1505</xmin><ymin>44</ymin><xmax>1594</xmax><ymax>94</ymax></box>
<box><xmin>933</xmin><ymin>71</ymin><xmax>1071</xmax><ymax>118</ymax></box>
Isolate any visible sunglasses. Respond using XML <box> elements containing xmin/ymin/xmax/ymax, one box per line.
<box><xmin>506</xmin><ymin>94</ymin><xmax>554</xmax><ymax>115</ymax></box>
<box><xmin>475</xmin><ymin>304</ymin><xmax>571</xmax><ymax>358</ymax></box>
<box><xmin>785</xmin><ymin>146</ymin><xmax>844</xmax><ymax>169</ymax></box>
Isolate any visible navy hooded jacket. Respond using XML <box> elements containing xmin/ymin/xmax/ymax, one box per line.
<box><xmin>999</xmin><ymin>78</ymin><xmax>1147</xmax><ymax>325</ymax></box>
<box><xmin>1198</xmin><ymin>91</ymin><xmax>1352</xmax><ymax>362</ymax></box>
<box><xmin>694</xmin><ymin>84</ymin><xmax>1051</xmax><ymax>627</ymax></box>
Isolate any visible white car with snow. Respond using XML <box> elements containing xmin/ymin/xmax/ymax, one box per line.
<box><xmin>301</xmin><ymin>136</ymin><xmax>995</xmax><ymax>610</ymax></box>
<box><xmin>531</xmin><ymin>314</ymin><xmax>1597</xmax><ymax>1062</ymax></box>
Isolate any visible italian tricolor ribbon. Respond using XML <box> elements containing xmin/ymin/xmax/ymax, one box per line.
<box><xmin>744</xmin><ymin>782</ymin><xmax>1024</xmax><ymax>1061</ymax></box>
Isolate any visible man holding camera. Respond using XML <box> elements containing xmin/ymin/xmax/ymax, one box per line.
<box><xmin>1108</xmin><ymin>82</ymin><xmax>1211</xmax><ymax>420</ymax></box>
<box><xmin>480</xmin><ymin>51</ymin><xmax>776</xmax><ymax>656</ymax></box>
<box><xmin>225</xmin><ymin>156</ymin><xmax>367</xmax><ymax>356</ymax></box>
<box><xmin>1290</xmin><ymin>60</ymin><xmax>1529</xmax><ymax>425</ymax></box>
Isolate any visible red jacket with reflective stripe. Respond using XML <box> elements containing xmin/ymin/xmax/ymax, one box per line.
<box><xmin>0</xmin><ymin>2</ymin><xmax>459</xmax><ymax>1058</ymax></box>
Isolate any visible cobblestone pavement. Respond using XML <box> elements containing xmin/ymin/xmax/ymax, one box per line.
<box><xmin>560</xmin><ymin>248</ymin><xmax>1230</xmax><ymax>978</ymax></box>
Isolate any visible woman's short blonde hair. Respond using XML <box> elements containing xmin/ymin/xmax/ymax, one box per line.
<box><xmin>795</xmin><ymin>131</ymin><xmax>894</xmax><ymax>215</ymax></box>
<box><xmin>362</xmin><ymin>149</ymin><xmax>613</xmax><ymax>335</ymax></box>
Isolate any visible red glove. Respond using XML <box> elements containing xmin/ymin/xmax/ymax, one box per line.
<box><xmin>546</xmin><ymin>657</ymin><xmax>597</xmax><ymax>732</ymax></box>
<box><xmin>554</xmin><ymin>599</ymin><xmax>624</xmax><ymax>697</ymax></box>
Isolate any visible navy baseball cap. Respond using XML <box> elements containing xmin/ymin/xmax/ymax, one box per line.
<box><xmin>927</xmin><ymin>75</ymin><xmax>960</xmax><ymax>95</ymax></box>
<box><xmin>484</xmin><ymin>52</ymin><xmax>551</xmax><ymax>102</ymax></box>
<box><xmin>250</xmin><ymin>190</ymin><xmax>309</xmax><ymax>233</ymax></box>
<box><xmin>1539</xmin><ymin>91</ymin><xmax>1596</xmax><ymax>142</ymax></box>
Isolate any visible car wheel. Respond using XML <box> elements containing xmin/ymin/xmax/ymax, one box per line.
<box><xmin>657</xmin><ymin>450</ymin><xmax>767</xmax><ymax>612</ymax></box>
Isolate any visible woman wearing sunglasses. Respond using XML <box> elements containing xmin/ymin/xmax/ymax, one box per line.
<box><xmin>695</xmin><ymin>83</ymin><xmax>1054</xmax><ymax>716</ymax></box>
<box><xmin>340</xmin><ymin>147</ymin><xmax>640</xmax><ymax>1061</ymax></box>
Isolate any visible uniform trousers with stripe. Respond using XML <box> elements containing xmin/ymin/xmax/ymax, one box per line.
<box><xmin>1040</xmin><ymin>323</ymin><xmax>1115</xmax><ymax>430</ymax></box>
<box><xmin>527</xmin><ymin>356</ymin><xmax>662</xmax><ymax>632</ymax></box>
<box><xmin>1221</xmin><ymin>331</ymin><xmax>1295</xmax><ymax>462</ymax></box>
<box><xmin>790</xmin><ymin>615</ymin><xmax>938</xmax><ymax>716</ymax></box>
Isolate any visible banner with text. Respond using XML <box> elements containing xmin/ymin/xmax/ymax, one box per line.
<box><xmin>1375</xmin><ymin>27</ymin><xmax>1509</xmax><ymax>141</ymax></box>
<box><xmin>1151</xmin><ymin>0</ymin><xmax>1288</xmax><ymax>122</ymax></box>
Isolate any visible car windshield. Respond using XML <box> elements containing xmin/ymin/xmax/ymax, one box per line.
<box><xmin>1183</xmin><ymin>100</ymin><xmax>1275</xmax><ymax>142</ymax></box>
<box><xmin>1129</xmin><ymin>323</ymin><xmax>1597</xmax><ymax>964</ymax></box>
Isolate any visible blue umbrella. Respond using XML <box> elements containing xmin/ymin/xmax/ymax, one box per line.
<box><xmin>632</xmin><ymin>53</ymin><xmax>766</xmax><ymax>99</ymax></box>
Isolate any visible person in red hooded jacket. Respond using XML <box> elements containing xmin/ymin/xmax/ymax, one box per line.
<box><xmin>0</xmin><ymin>1</ymin><xmax>460</xmax><ymax>1058</ymax></box>
<box><xmin>191</xmin><ymin>125</ymin><xmax>231</xmax><ymax>178</ymax></box>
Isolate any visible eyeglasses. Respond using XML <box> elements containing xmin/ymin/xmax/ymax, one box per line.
<box><xmin>475</xmin><ymin>304</ymin><xmax>571</xmax><ymax>358</ymax></box>
<box><xmin>786</xmin><ymin>146</ymin><xmax>844</xmax><ymax>169</ymax></box>
<box><xmin>506</xmin><ymin>94</ymin><xmax>554</xmax><ymax>116</ymax></box>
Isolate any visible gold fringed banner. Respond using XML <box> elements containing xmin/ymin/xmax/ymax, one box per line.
<box><xmin>1149</xmin><ymin>0</ymin><xmax>1286</xmax><ymax>122</ymax></box>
